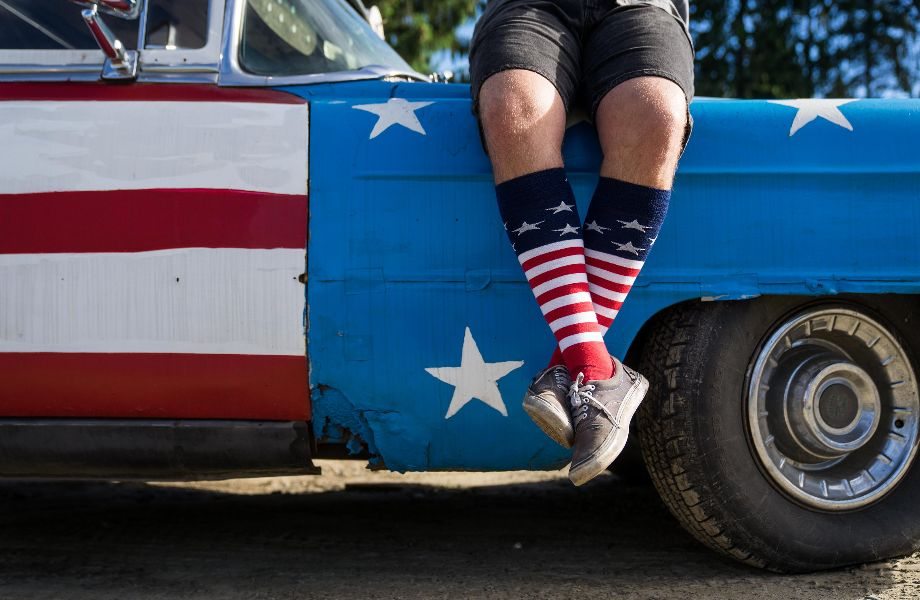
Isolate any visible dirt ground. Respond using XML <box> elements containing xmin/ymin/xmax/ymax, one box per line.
<box><xmin>0</xmin><ymin>460</ymin><xmax>917</xmax><ymax>599</ymax></box>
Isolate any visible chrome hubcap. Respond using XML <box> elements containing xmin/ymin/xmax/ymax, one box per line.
<box><xmin>747</xmin><ymin>308</ymin><xmax>919</xmax><ymax>510</ymax></box>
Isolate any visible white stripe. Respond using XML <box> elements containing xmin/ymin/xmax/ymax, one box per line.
<box><xmin>559</xmin><ymin>331</ymin><xmax>604</xmax><ymax>351</ymax></box>
<box><xmin>588</xmin><ymin>283</ymin><xmax>628</xmax><ymax>303</ymax></box>
<box><xmin>0</xmin><ymin>101</ymin><xmax>309</xmax><ymax>195</ymax></box>
<box><xmin>593</xmin><ymin>304</ymin><xmax>619</xmax><ymax>321</ymax></box>
<box><xmin>0</xmin><ymin>249</ymin><xmax>305</xmax><ymax>355</ymax></box>
<box><xmin>539</xmin><ymin>291</ymin><xmax>593</xmax><ymax>316</ymax></box>
<box><xmin>517</xmin><ymin>239</ymin><xmax>583</xmax><ymax>264</ymax></box>
<box><xmin>524</xmin><ymin>255</ymin><xmax>585</xmax><ymax>280</ymax></box>
<box><xmin>585</xmin><ymin>265</ymin><xmax>637</xmax><ymax>286</ymax></box>
<box><xmin>531</xmin><ymin>273</ymin><xmax>588</xmax><ymax>298</ymax></box>
<box><xmin>549</xmin><ymin>311</ymin><xmax>599</xmax><ymax>333</ymax></box>
<box><xmin>584</xmin><ymin>248</ymin><xmax>645</xmax><ymax>270</ymax></box>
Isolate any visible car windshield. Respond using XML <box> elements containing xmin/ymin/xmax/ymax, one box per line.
<box><xmin>240</xmin><ymin>0</ymin><xmax>413</xmax><ymax>77</ymax></box>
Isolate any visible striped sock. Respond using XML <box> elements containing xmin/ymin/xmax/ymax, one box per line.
<box><xmin>496</xmin><ymin>168</ymin><xmax>613</xmax><ymax>381</ymax></box>
<box><xmin>548</xmin><ymin>177</ymin><xmax>670</xmax><ymax>372</ymax></box>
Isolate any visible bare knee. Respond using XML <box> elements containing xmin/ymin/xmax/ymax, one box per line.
<box><xmin>596</xmin><ymin>77</ymin><xmax>689</xmax><ymax>187</ymax></box>
<box><xmin>478</xmin><ymin>70</ymin><xmax>567</xmax><ymax>182</ymax></box>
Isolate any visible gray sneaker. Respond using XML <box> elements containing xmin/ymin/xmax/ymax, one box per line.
<box><xmin>522</xmin><ymin>365</ymin><xmax>574</xmax><ymax>448</ymax></box>
<box><xmin>567</xmin><ymin>358</ymin><xmax>649</xmax><ymax>486</ymax></box>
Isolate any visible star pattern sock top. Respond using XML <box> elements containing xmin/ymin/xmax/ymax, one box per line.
<box><xmin>496</xmin><ymin>168</ymin><xmax>613</xmax><ymax>382</ymax></box>
<box><xmin>548</xmin><ymin>176</ymin><xmax>671</xmax><ymax>373</ymax></box>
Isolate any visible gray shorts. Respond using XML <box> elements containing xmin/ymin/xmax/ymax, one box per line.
<box><xmin>469</xmin><ymin>0</ymin><xmax>695</xmax><ymax>122</ymax></box>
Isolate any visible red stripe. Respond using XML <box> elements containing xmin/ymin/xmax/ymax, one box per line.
<box><xmin>585</xmin><ymin>255</ymin><xmax>642</xmax><ymax>278</ymax></box>
<box><xmin>590</xmin><ymin>294</ymin><xmax>624</xmax><ymax>312</ymax></box>
<box><xmin>0</xmin><ymin>83</ymin><xmax>304</xmax><ymax>104</ymax></box>
<box><xmin>535</xmin><ymin>283</ymin><xmax>592</xmax><ymax>306</ymax></box>
<box><xmin>597</xmin><ymin>314</ymin><xmax>615</xmax><ymax>328</ymax></box>
<box><xmin>554</xmin><ymin>322</ymin><xmax>602</xmax><ymax>341</ymax></box>
<box><xmin>588</xmin><ymin>275</ymin><xmax>633</xmax><ymax>295</ymax></box>
<box><xmin>526</xmin><ymin>264</ymin><xmax>587</xmax><ymax>289</ymax></box>
<box><xmin>521</xmin><ymin>246</ymin><xmax>583</xmax><ymax>272</ymax></box>
<box><xmin>0</xmin><ymin>189</ymin><xmax>307</xmax><ymax>253</ymax></box>
<box><xmin>0</xmin><ymin>353</ymin><xmax>308</xmax><ymax>420</ymax></box>
<box><xmin>544</xmin><ymin>302</ymin><xmax>597</xmax><ymax>325</ymax></box>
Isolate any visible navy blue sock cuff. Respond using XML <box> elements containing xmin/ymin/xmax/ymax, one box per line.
<box><xmin>495</xmin><ymin>168</ymin><xmax>583</xmax><ymax>255</ymax></box>
<box><xmin>583</xmin><ymin>177</ymin><xmax>671</xmax><ymax>262</ymax></box>
<box><xmin>591</xmin><ymin>177</ymin><xmax>670</xmax><ymax>223</ymax></box>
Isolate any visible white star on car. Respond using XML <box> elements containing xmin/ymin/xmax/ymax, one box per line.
<box><xmin>547</xmin><ymin>201</ymin><xmax>575</xmax><ymax>214</ymax></box>
<box><xmin>614</xmin><ymin>241</ymin><xmax>644</xmax><ymax>256</ymax></box>
<box><xmin>425</xmin><ymin>327</ymin><xmax>524</xmax><ymax>419</ymax></box>
<box><xmin>512</xmin><ymin>221</ymin><xmax>543</xmax><ymax>235</ymax></box>
<box><xmin>617</xmin><ymin>219</ymin><xmax>649</xmax><ymax>232</ymax></box>
<box><xmin>769</xmin><ymin>99</ymin><xmax>857</xmax><ymax>136</ymax></box>
<box><xmin>585</xmin><ymin>220</ymin><xmax>609</xmax><ymax>234</ymax></box>
<box><xmin>353</xmin><ymin>98</ymin><xmax>435</xmax><ymax>139</ymax></box>
<box><xmin>553</xmin><ymin>224</ymin><xmax>580</xmax><ymax>236</ymax></box>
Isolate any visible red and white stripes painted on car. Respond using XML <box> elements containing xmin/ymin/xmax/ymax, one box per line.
<box><xmin>0</xmin><ymin>84</ymin><xmax>310</xmax><ymax>421</ymax></box>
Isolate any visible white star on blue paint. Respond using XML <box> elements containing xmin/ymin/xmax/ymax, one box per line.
<box><xmin>769</xmin><ymin>99</ymin><xmax>857</xmax><ymax>136</ymax></box>
<box><xmin>425</xmin><ymin>327</ymin><xmax>524</xmax><ymax>419</ymax></box>
<box><xmin>353</xmin><ymin>98</ymin><xmax>434</xmax><ymax>139</ymax></box>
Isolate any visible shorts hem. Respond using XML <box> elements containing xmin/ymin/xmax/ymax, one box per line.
<box><xmin>470</xmin><ymin>64</ymin><xmax>574</xmax><ymax>117</ymax></box>
<box><xmin>589</xmin><ymin>68</ymin><xmax>693</xmax><ymax>120</ymax></box>
<box><xmin>590</xmin><ymin>68</ymin><xmax>695</xmax><ymax>159</ymax></box>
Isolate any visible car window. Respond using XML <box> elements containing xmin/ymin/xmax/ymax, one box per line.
<box><xmin>239</xmin><ymin>0</ymin><xmax>412</xmax><ymax>76</ymax></box>
<box><xmin>145</xmin><ymin>0</ymin><xmax>208</xmax><ymax>49</ymax></box>
<box><xmin>0</xmin><ymin>0</ymin><xmax>138</xmax><ymax>50</ymax></box>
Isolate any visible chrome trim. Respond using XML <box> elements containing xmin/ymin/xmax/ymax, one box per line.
<box><xmin>218</xmin><ymin>0</ymin><xmax>426</xmax><ymax>87</ymax></box>
<box><xmin>0</xmin><ymin>0</ymin><xmax>423</xmax><ymax>84</ymax></box>
<box><xmin>70</xmin><ymin>0</ymin><xmax>141</xmax><ymax>20</ymax></box>
<box><xmin>138</xmin><ymin>0</ymin><xmax>224</xmax><ymax>75</ymax></box>
<box><xmin>81</xmin><ymin>5</ymin><xmax>138</xmax><ymax>80</ymax></box>
<box><xmin>747</xmin><ymin>307</ymin><xmax>920</xmax><ymax>511</ymax></box>
<box><xmin>0</xmin><ymin>49</ymin><xmax>106</xmax><ymax>67</ymax></box>
<box><xmin>0</xmin><ymin>63</ymin><xmax>100</xmax><ymax>74</ymax></box>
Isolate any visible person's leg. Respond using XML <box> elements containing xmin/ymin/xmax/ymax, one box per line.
<box><xmin>565</xmin><ymin>4</ymin><xmax>695</xmax><ymax>485</ymax></box>
<box><xmin>580</xmin><ymin>76</ymin><xmax>687</xmax><ymax>339</ymax></box>
<box><xmin>478</xmin><ymin>71</ymin><xmax>612</xmax><ymax>382</ymax></box>
<box><xmin>469</xmin><ymin>0</ymin><xmax>613</xmax><ymax>382</ymax></box>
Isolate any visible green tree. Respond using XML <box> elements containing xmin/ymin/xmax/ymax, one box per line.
<box><xmin>374</xmin><ymin>0</ymin><xmax>482</xmax><ymax>74</ymax></box>
<box><xmin>690</xmin><ymin>0</ymin><xmax>920</xmax><ymax>98</ymax></box>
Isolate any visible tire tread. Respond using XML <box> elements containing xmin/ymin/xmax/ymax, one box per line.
<box><xmin>636</xmin><ymin>302</ymin><xmax>771</xmax><ymax>570</ymax></box>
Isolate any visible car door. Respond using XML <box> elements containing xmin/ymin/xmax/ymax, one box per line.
<box><xmin>0</xmin><ymin>0</ymin><xmax>311</xmax><ymax>423</ymax></box>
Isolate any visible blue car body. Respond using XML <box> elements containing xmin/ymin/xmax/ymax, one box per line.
<box><xmin>290</xmin><ymin>80</ymin><xmax>920</xmax><ymax>472</ymax></box>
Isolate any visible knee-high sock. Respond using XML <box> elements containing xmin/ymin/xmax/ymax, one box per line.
<box><xmin>548</xmin><ymin>176</ymin><xmax>670</xmax><ymax>371</ymax></box>
<box><xmin>496</xmin><ymin>168</ymin><xmax>613</xmax><ymax>381</ymax></box>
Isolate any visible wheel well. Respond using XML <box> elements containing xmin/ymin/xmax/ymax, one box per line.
<box><xmin>624</xmin><ymin>294</ymin><xmax>920</xmax><ymax>370</ymax></box>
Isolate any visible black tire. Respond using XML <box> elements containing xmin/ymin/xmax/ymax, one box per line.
<box><xmin>635</xmin><ymin>296</ymin><xmax>920</xmax><ymax>572</ymax></box>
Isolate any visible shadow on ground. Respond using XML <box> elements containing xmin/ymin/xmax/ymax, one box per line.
<box><xmin>0</xmin><ymin>471</ymin><xmax>911</xmax><ymax>599</ymax></box>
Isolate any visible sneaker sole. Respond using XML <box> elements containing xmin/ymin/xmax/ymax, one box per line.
<box><xmin>522</xmin><ymin>394</ymin><xmax>574</xmax><ymax>449</ymax></box>
<box><xmin>568</xmin><ymin>374</ymin><xmax>649</xmax><ymax>486</ymax></box>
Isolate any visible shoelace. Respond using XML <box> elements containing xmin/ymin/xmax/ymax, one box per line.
<box><xmin>568</xmin><ymin>372</ymin><xmax>617</xmax><ymax>427</ymax></box>
<box><xmin>550</xmin><ymin>366</ymin><xmax>569</xmax><ymax>388</ymax></box>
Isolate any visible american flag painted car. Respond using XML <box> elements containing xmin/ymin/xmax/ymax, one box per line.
<box><xmin>2</xmin><ymin>0</ymin><xmax>920</xmax><ymax>573</ymax></box>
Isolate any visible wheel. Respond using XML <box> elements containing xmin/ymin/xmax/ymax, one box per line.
<box><xmin>636</xmin><ymin>297</ymin><xmax>920</xmax><ymax>572</ymax></box>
